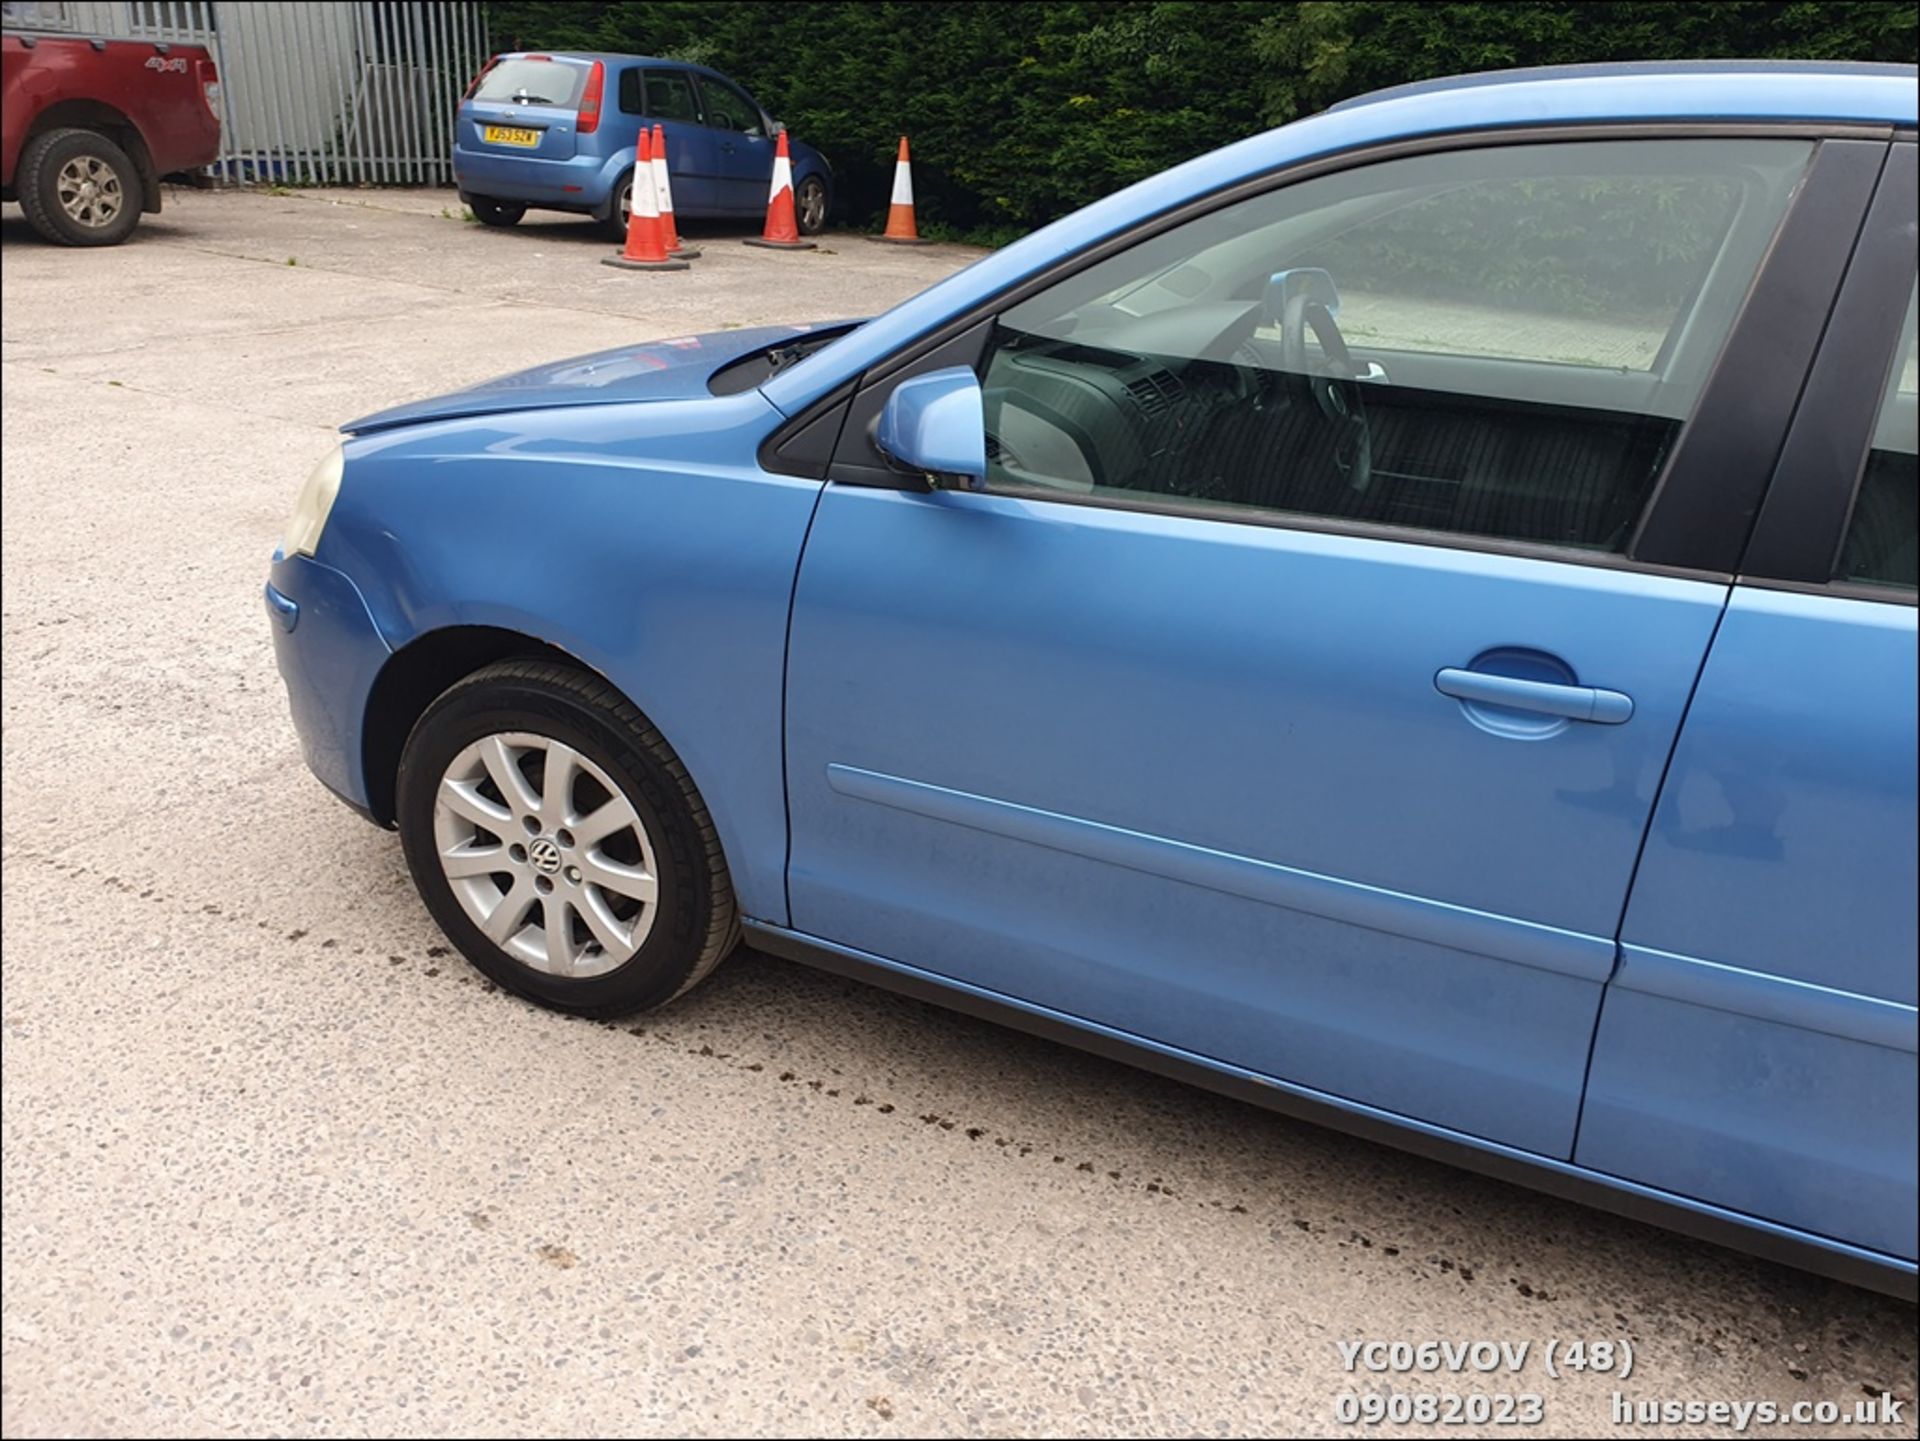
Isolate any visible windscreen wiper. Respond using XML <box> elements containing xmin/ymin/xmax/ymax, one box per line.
<box><xmin>763</xmin><ymin>342</ymin><xmax>807</xmax><ymax>375</ymax></box>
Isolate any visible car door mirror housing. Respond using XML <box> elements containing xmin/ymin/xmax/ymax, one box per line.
<box><xmin>874</xmin><ymin>368</ymin><xmax>988</xmax><ymax>490</ymax></box>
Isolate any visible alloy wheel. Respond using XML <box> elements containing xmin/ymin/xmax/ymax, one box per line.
<box><xmin>432</xmin><ymin>730</ymin><xmax>659</xmax><ymax>978</ymax></box>
<box><xmin>796</xmin><ymin>178</ymin><xmax>826</xmax><ymax>233</ymax></box>
<box><xmin>56</xmin><ymin>155</ymin><xmax>123</xmax><ymax>229</ymax></box>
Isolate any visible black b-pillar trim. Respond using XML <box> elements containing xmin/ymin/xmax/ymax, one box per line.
<box><xmin>1630</xmin><ymin>140</ymin><xmax>1886</xmax><ymax>574</ymax></box>
<box><xmin>1741</xmin><ymin>142</ymin><xmax>1917</xmax><ymax>584</ymax></box>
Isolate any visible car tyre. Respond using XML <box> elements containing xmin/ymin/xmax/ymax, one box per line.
<box><xmin>795</xmin><ymin>174</ymin><xmax>828</xmax><ymax>236</ymax></box>
<box><xmin>396</xmin><ymin>660</ymin><xmax>740</xmax><ymax>1018</ymax></box>
<box><xmin>17</xmin><ymin>127</ymin><xmax>142</xmax><ymax>247</ymax></box>
<box><xmin>467</xmin><ymin>195</ymin><xmax>526</xmax><ymax>228</ymax></box>
<box><xmin>603</xmin><ymin>172</ymin><xmax>633</xmax><ymax>241</ymax></box>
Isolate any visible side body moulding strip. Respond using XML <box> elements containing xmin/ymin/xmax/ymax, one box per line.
<box><xmin>824</xmin><ymin>764</ymin><xmax>1615</xmax><ymax>982</ymax></box>
<box><xmin>1612</xmin><ymin>946</ymin><xmax>1918</xmax><ymax>1053</ymax></box>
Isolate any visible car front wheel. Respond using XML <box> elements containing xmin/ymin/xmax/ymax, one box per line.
<box><xmin>17</xmin><ymin>127</ymin><xmax>142</xmax><ymax>246</ymax></box>
<box><xmin>396</xmin><ymin>660</ymin><xmax>739</xmax><ymax>1017</ymax></box>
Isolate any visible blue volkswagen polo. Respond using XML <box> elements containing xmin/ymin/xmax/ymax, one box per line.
<box><xmin>453</xmin><ymin>51</ymin><xmax>832</xmax><ymax>236</ymax></box>
<box><xmin>269</xmin><ymin>62</ymin><xmax>1918</xmax><ymax>1297</ymax></box>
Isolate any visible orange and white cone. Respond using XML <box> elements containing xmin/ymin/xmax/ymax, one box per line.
<box><xmin>869</xmin><ymin>136</ymin><xmax>932</xmax><ymax>245</ymax></box>
<box><xmin>743</xmin><ymin>129</ymin><xmax>816</xmax><ymax>251</ymax></box>
<box><xmin>651</xmin><ymin>123</ymin><xmax>700</xmax><ymax>259</ymax></box>
<box><xmin>603</xmin><ymin>127</ymin><xmax>688</xmax><ymax>271</ymax></box>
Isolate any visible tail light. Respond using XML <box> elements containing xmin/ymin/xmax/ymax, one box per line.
<box><xmin>197</xmin><ymin>57</ymin><xmax>221</xmax><ymax>119</ymax></box>
<box><xmin>576</xmin><ymin>60</ymin><xmax>605</xmax><ymax>134</ymax></box>
<box><xmin>462</xmin><ymin>54</ymin><xmax>499</xmax><ymax>100</ymax></box>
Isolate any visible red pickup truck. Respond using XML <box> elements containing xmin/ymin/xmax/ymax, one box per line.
<box><xmin>2</xmin><ymin>26</ymin><xmax>220</xmax><ymax>245</ymax></box>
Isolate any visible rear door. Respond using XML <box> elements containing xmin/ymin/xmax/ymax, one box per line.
<box><xmin>461</xmin><ymin>54</ymin><xmax>586</xmax><ymax>162</ymax></box>
<box><xmin>783</xmin><ymin>133</ymin><xmax>1878</xmax><ymax>1160</ymax></box>
<box><xmin>691</xmin><ymin>72</ymin><xmax>774</xmax><ymax>213</ymax></box>
<box><xmin>1577</xmin><ymin>147</ymin><xmax>1918</xmax><ymax>1261</ymax></box>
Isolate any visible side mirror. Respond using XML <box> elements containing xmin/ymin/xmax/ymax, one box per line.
<box><xmin>874</xmin><ymin>367</ymin><xmax>987</xmax><ymax>491</ymax></box>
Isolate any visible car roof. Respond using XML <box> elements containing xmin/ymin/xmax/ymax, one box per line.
<box><xmin>493</xmin><ymin>50</ymin><xmax>762</xmax><ymax>99</ymax></box>
<box><xmin>764</xmin><ymin>60</ymin><xmax>1918</xmax><ymax>416</ymax></box>
<box><xmin>1327</xmin><ymin>59</ymin><xmax>1917</xmax><ymax>114</ymax></box>
<box><xmin>496</xmin><ymin>50</ymin><xmax>664</xmax><ymax>67</ymax></box>
<box><xmin>498</xmin><ymin>50</ymin><xmax>730</xmax><ymax>81</ymax></box>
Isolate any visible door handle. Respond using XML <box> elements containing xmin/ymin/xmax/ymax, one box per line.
<box><xmin>1434</xmin><ymin>668</ymin><xmax>1634</xmax><ymax>724</ymax></box>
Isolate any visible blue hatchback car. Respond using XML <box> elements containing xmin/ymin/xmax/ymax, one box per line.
<box><xmin>452</xmin><ymin>51</ymin><xmax>832</xmax><ymax>236</ymax></box>
<box><xmin>270</xmin><ymin>62</ymin><xmax>1918</xmax><ymax>1297</ymax></box>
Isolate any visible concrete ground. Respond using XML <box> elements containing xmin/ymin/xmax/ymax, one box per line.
<box><xmin>1</xmin><ymin>186</ymin><xmax>1914</xmax><ymax>1439</ymax></box>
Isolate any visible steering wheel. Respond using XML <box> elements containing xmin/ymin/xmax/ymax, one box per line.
<box><xmin>1278</xmin><ymin>293</ymin><xmax>1372</xmax><ymax>493</ymax></box>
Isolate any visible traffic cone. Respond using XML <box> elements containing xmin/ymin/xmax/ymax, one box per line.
<box><xmin>744</xmin><ymin>129</ymin><xmax>816</xmax><ymax>251</ymax></box>
<box><xmin>651</xmin><ymin>124</ymin><xmax>700</xmax><ymax>260</ymax></box>
<box><xmin>868</xmin><ymin>136</ymin><xmax>932</xmax><ymax>245</ymax></box>
<box><xmin>603</xmin><ymin>127</ymin><xmax>688</xmax><ymax>271</ymax></box>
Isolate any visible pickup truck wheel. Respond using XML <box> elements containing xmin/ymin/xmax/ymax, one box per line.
<box><xmin>396</xmin><ymin>660</ymin><xmax>741</xmax><ymax>1018</ymax></box>
<box><xmin>468</xmin><ymin>195</ymin><xmax>526</xmax><ymax>228</ymax></box>
<box><xmin>18</xmin><ymin>127</ymin><xmax>142</xmax><ymax>246</ymax></box>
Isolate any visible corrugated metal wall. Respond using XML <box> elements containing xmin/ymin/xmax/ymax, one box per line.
<box><xmin>3</xmin><ymin>1</ymin><xmax>490</xmax><ymax>184</ymax></box>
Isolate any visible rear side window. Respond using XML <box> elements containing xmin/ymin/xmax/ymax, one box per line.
<box><xmin>1836</xmin><ymin>282</ymin><xmax>1918</xmax><ymax>592</ymax></box>
<box><xmin>617</xmin><ymin>67</ymin><xmax>642</xmax><ymax>115</ymax></box>
<box><xmin>642</xmin><ymin>69</ymin><xmax>701</xmax><ymax>124</ymax></box>
<box><xmin>473</xmin><ymin>58</ymin><xmax>583</xmax><ymax>108</ymax></box>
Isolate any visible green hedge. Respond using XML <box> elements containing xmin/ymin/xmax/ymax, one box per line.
<box><xmin>484</xmin><ymin>1</ymin><xmax>1916</xmax><ymax>243</ymax></box>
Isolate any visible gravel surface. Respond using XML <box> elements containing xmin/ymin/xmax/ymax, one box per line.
<box><xmin>2</xmin><ymin>186</ymin><xmax>1914</xmax><ymax>1439</ymax></box>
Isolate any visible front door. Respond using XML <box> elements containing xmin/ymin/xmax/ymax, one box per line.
<box><xmin>784</xmin><ymin>133</ymin><xmax>1837</xmax><ymax>1158</ymax></box>
<box><xmin>693</xmin><ymin>74</ymin><xmax>774</xmax><ymax>213</ymax></box>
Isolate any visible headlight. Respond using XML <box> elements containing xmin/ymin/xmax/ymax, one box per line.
<box><xmin>283</xmin><ymin>444</ymin><xmax>344</xmax><ymax>557</ymax></box>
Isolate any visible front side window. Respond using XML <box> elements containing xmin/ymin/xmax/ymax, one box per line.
<box><xmin>641</xmin><ymin>69</ymin><xmax>700</xmax><ymax>124</ymax></box>
<box><xmin>1835</xmin><ymin>281</ymin><xmax>1918</xmax><ymax>592</ymax></box>
<box><xmin>699</xmin><ymin>78</ymin><xmax>761</xmax><ymax>134</ymax></box>
<box><xmin>982</xmin><ymin>138</ymin><xmax>1811</xmax><ymax>553</ymax></box>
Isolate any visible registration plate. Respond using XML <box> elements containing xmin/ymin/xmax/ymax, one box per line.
<box><xmin>483</xmin><ymin>125</ymin><xmax>540</xmax><ymax>148</ymax></box>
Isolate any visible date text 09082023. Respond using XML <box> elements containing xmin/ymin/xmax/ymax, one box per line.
<box><xmin>1335</xmin><ymin>1391</ymin><xmax>1547</xmax><ymax>1427</ymax></box>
